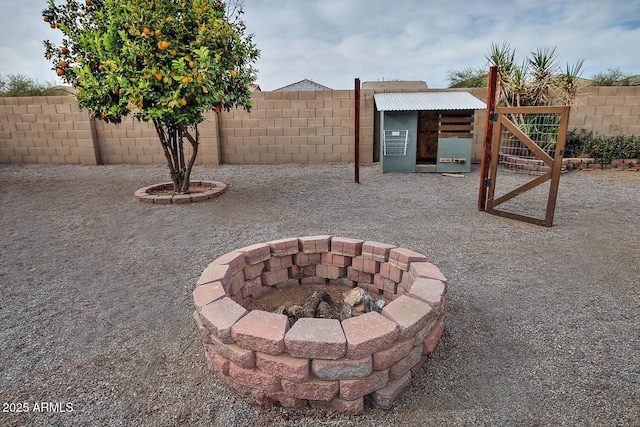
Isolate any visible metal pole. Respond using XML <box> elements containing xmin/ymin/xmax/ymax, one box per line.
<box><xmin>354</xmin><ymin>77</ymin><xmax>360</xmax><ymax>183</ymax></box>
<box><xmin>478</xmin><ymin>66</ymin><xmax>498</xmax><ymax>211</ymax></box>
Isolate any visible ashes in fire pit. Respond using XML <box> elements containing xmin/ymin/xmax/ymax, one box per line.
<box><xmin>192</xmin><ymin>236</ymin><xmax>447</xmax><ymax>415</ymax></box>
<box><xmin>243</xmin><ymin>285</ymin><xmax>389</xmax><ymax>325</ymax></box>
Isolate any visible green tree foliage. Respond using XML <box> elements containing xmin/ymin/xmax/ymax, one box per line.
<box><xmin>0</xmin><ymin>74</ymin><xmax>69</xmax><ymax>97</ymax></box>
<box><xmin>590</xmin><ymin>67</ymin><xmax>640</xmax><ymax>86</ymax></box>
<box><xmin>447</xmin><ymin>66</ymin><xmax>488</xmax><ymax>88</ymax></box>
<box><xmin>42</xmin><ymin>0</ymin><xmax>259</xmax><ymax>193</ymax></box>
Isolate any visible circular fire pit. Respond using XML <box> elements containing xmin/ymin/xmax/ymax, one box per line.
<box><xmin>192</xmin><ymin>236</ymin><xmax>446</xmax><ymax>415</ymax></box>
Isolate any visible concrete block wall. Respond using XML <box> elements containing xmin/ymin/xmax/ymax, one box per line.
<box><xmin>93</xmin><ymin>111</ymin><xmax>221</xmax><ymax>166</ymax></box>
<box><xmin>0</xmin><ymin>96</ymin><xmax>99</xmax><ymax>165</ymax></box>
<box><xmin>569</xmin><ymin>86</ymin><xmax>640</xmax><ymax>135</ymax></box>
<box><xmin>217</xmin><ymin>89</ymin><xmax>374</xmax><ymax>164</ymax></box>
<box><xmin>94</xmin><ymin>117</ymin><xmax>161</xmax><ymax>164</ymax></box>
<box><xmin>0</xmin><ymin>95</ymin><xmax>221</xmax><ymax>166</ymax></box>
<box><xmin>1</xmin><ymin>86</ymin><xmax>639</xmax><ymax>166</ymax></box>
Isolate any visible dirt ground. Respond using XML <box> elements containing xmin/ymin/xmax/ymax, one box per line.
<box><xmin>0</xmin><ymin>163</ymin><xmax>638</xmax><ymax>426</ymax></box>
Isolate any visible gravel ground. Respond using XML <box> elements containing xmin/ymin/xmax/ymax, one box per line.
<box><xmin>1</xmin><ymin>162</ymin><xmax>638</xmax><ymax>427</ymax></box>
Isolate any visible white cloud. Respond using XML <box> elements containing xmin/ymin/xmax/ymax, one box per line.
<box><xmin>2</xmin><ymin>0</ymin><xmax>640</xmax><ymax>90</ymax></box>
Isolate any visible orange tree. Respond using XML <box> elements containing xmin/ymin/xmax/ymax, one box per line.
<box><xmin>42</xmin><ymin>0</ymin><xmax>259</xmax><ymax>193</ymax></box>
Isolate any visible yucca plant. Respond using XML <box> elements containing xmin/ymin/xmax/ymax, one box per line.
<box><xmin>486</xmin><ymin>42</ymin><xmax>583</xmax><ymax>155</ymax></box>
<box><xmin>487</xmin><ymin>42</ymin><xmax>583</xmax><ymax>108</ymax></box>
<box><xmin>557</xmin><ymin>59</ymin><xmax>585</xmax><ymax>105</ymax></box>
<box><xmin>527</xmin><ymin>46</ymin><xmax>558</xmax><ymax>106</ymax></box>
<box><xmin>487</xmin><ymin>42</ymin><xmax>515</xmax><ymax>107</ymax></box>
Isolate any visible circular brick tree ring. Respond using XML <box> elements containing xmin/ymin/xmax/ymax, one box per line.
<box><xmin>192</xmin><ymin>236</ymin><xmax>447</xmax><ymax>415</ymax></box>
<box><xmin>134</xmin><ymin>180</ymin><xmax>227</xmax><ymax>204</ymax></box>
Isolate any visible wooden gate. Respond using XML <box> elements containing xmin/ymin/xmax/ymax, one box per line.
<box><xmin>485</xmin><ymin>106</ymin><xmax>570</xmax><ymax>227</ymax></box>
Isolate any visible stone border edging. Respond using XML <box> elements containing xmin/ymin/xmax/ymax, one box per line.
<box><xmin>192</xmin><ymin>236</ymin><xmax>447</xmax><ymax>415</ymax></box>
<box><xmin>134</xmin><ymin>180</ymin><xmax>227</xmax><ymax>204</ymax></box>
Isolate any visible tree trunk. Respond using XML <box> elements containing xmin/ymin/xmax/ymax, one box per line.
<box><xmin>153</xmin><ymin>121</ymin><xmax>199</xmax><ymax>194</ymax></box>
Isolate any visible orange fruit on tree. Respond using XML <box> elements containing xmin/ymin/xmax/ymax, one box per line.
<box><xmin>158</xmin><ymin>40</ymin><xmax>170</xmax><ymax>50</ymax></box>
<box><xmin>215</xmin><ymin>107</ymin><xmax>220</xmax><ymax>113</ymax></box>
<box><xmin>50</xmin><ymin>23</ymin><xmax>56</xmax><ymax>28</ymax></box>
<box><xmin>56</xmin><ymin>68</ymin><xmax>65</xmax><ymax>76</ymax></box>
<box><xmin>182</xmin><ymin>77</ymin><xmax>190</xmax><ymax>84</ymax></box>
<box><xmin>188</xmin><ymin>61</ymin><xmax>195</xmax><ymax>68</ymax></box>
<box><xmin>231</xmin><ymin>70</ymin><xmax>237</xmax><ymax>77</ymax></box>
<box><xmin>156</xmin><ymin>73</ymin><xmax>163</xmax><ymax>81</ymax></box>
<box><xmin>61</xmin><ymin>47</ymin><xmax>68</xmax><ymax>54</ymax></box>
<box><xmin>142</xmin><ymin>27</ymin><xmax>150</xmax><ymax>35</ymax></box>
<box><xmin>220</xmin><ymin>99</ymin><xmax>225</xmax><ymax>105</ymax></box>
<box><xmin>98</xmin><ymin>65</ymin><xmax>105</xmax><ymax>71</ymax></box>
<box><xmin>166</xmin><ymin>16</ymin><xmax>173</xmax><ymax>23</ymax></box>
<box><xmin>59</xmin><ymin>60</ymin><xmax>68</xmax><ymax>68</ymax></box>
<box><xmin>180</xmin><ymin>99</ymin><xmax>187</xmax><ymax>106</ymax></box>
<box><xmin>44</xmin><ymin>17</ymin><xmax>50</xmax><ymax>22</ymax></box>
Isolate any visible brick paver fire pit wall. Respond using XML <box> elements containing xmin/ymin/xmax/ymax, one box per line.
<box><xmin>192</xmin><ymin>236</ymin><xmax>447</xmax><ymax>415</ymax></box>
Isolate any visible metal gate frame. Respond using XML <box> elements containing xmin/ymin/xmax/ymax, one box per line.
<box><xmin>485</xmin><ymin>106</ymin><xmax>570</xmax><ymax>227</ymax></box>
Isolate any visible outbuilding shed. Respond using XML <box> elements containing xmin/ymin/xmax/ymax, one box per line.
<box><xmin>374</xmin><ymin>91</ymin><xmax>486</xmax><ymax>173</ymax></box>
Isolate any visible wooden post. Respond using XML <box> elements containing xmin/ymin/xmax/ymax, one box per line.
<box><xmin>478</xmin><ymin>66</ymin><xmax>498</xmax><ymax>211</ymax></box>
<box><xmin>354</xmin><ymin>77</ymin><xmax>360</xmax><ymax>183</ymax></box>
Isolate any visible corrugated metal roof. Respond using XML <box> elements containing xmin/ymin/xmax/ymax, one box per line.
<box><xmin>374</xmin><ymin>91</ymin><xmax>486</xmax><ymax>111</ymax></box>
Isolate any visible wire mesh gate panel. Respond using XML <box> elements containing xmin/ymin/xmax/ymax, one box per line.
<box><xmin>485</xmin><ymin>106</ymin><xmax>570</xmax><ymax>227</ymax></box>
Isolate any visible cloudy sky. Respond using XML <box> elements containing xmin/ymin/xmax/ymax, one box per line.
<box><xmin>2</xmin><ymin>0</ymin><xmax>639</xmax><ymax>90</ymax></box>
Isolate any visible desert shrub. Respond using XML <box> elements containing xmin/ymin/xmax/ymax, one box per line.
<box><xmin>565</xmin><ymin>129</ymin><xmax>594</xmax><ymax>157</ymax></box>
<box><xmin>566</xmin><ymin>129</ymin><xmax>640</xmax><ymax>162</ymax></box>
<box><xmin>590</xmin><ymin>68</ymin><xmax>640</xmax><ymax>86</ymax></box>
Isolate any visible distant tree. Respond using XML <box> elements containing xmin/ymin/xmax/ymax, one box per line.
<box><xmin>0</xmin><ymin>74</ymin><xmax>69</xmax><ymax>97</ymax></box>
<box><xmin>42</xmin><ymin>0</ymin><xmax>259</xmax><ymax>194</ymax></box>
<box><xmin>447</xmin><ymin>66</ymin><xmax>488</xmax><ymax>88</ymax></box>
<box><xmin>590</xmin><ymin>67</ymin><xmax>640</xmax><ymax>86</ymax></box>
